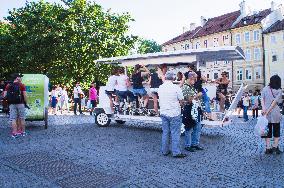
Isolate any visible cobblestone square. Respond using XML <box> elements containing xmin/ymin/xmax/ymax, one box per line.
<box><xmin>0</xmin><ymin>115</ymin><xmax>283</xmax><ymax>187</ymax></box>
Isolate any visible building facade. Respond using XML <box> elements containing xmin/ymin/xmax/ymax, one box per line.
<box><xmin>162</xmin><ymin>1</ymin><xmax>283</xmax><ymax>92</ymax></box>
<box><xmin>264</xmin><ymin>19</ymin><xmax>284</xmax><ymax>88</ymax></box>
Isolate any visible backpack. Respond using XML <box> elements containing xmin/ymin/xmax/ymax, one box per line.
<box><xmin>6</xmin><ymin>83</ymin><xmax>22</xmax><ymax>104</ymax></box>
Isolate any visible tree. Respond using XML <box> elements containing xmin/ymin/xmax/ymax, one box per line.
<box><xmin>137</xmin><ymin>38</ymin><xmax>161</xmax><ymax>54</ymax></box>
<box><xmin>0</xmin><ymin>0</ymin><xmax>137</xmax><ymax>89</ymax></box>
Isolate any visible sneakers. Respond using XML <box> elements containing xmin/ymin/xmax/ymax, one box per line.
<box><xmin>173</xmin><ymin>153</ymin><xmax>187</xmax><ymax>158</ymax></box>
<box><xmin>273</xmin><ymin>147</ymin><xmax>282</xmax><ymax>155</ymax></box>
<box><xmin>185</xmin><ymin>146</ymin><xmax>196</xmax><ymax>152</ymax></box>
<box><xmin>265</xmin><ymin>148</ymin><xmax>273</xmax><ymax>154</ymax></box>
<box><xmin>11</xmin><ymin>133</ymin><xmax>19</xmax><ymax>138</ymax></box>
<box><xmin>191</xmin><ymin>145</ymin><xmax>204</xmax><ymax>151</ymax></box>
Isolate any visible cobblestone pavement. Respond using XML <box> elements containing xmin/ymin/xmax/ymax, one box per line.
<box><xmin>0</xmin><ymin>115</ymin><xmax>284</xmax><ymax>187</ymax></box>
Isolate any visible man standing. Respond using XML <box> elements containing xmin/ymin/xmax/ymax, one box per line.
<box><xmin>3</xmin><ymin>73</ymin><xmax>28</xmax><ymax>138</ymax></box>
<box><xmin>73</xmin><ymin>82</ymin><xmax>84</xmax><ymax>115</ymax></box>
<box><xmin>158</xmin><ymin>71</ymin><xmax>186</xmax><ymax>158</ymax></box>
<box><xmin>181</xmin><ymin>72</ymin><xmax>204</xmax><ymax>152</ymax></box>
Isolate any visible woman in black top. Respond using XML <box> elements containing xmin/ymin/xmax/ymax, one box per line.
<box><xmin>132</xmin><ymin>64</ymin><xmax>150</xmax><ymax>108</ymax></box>
<box><xmin>148</xmin><ymin>66</ymin><xmax>163</xmax><ymax>115</ymax></box>
<box><xmin>216</xmin><ymin>71</ymin><xmax>230</xmax><ymax>112</ymax></box>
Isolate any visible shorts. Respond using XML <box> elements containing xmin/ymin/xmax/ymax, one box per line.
<box><xmin>9</xmin><ymin>104</ymin><xmax>26</xmax><ymax>121</ymax></box>
<box><xmin>150</xmin><ymin>88</ymin><xmax>159</xmax><ymax>95</ymax></box>
<box><xmin>262</xmin><ymin>123</ymin><xmax>280</xmax><ymax>138</ymax></box>
<box><xmin>51</xmin><ymin>96</ymin><xmax>57</xmax><ymax>108</ymax></box>
<box><xmin>132</xmin><ymin>88</ymin><xmax>147</xmax><ymax>97</ymax></box>
<box><xmin>90</xmin><ymin>100</ymin><xmax>97</xmax><ymax>108</ymax></box>
<box><xmin>105</xmin><ymin>90</ymin><xmax>116</xmax><ymax>97</ymax></box>
<box><xmin>117</xmin><ymin>90</ymin><xmax>135</xmax><ymax>102</ymax></box>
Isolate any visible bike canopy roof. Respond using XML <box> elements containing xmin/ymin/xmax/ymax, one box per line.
<box><xmin>95</xmin><ymin>46</ymin><xmax>245</xmax><ymax>66</ymax></box>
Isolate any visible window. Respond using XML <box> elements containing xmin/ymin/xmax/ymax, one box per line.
<box><xmin>253</xmin><ymin>30</ymin><xmax>260</xmax><ymax>41</ymax></box>
<box><xmin>207</xmin><ymin>74</ymin><xmax>210</xmax><ymax>79</ymax></box>
<box><xmin>271</xmin><ymin>35</ymin><xmax>276</xmax><ymax>44</ymax></box>
<box><xmin>185</xmin><ymin>44</ymin><xmax>190</xmax><ymax>50</ymax></box>
<box><xmin>272</xmin><ymin>55</ymin><xmax>277</xmax><ymax>62</ymax></box>
<box><xmin>214</xmin><ymin>73</ymin><xmax>219</xmax><ymax>80</ymax></box>
<box><xmin>223</xmin><ymin>35</ymin><xmax>229</xmax><ymax>45</ymax></box>
<box><xmin>173</xmin><ymin>47</ymin><xmax>176</xmax><ymax>51</ymax></box>
<box><xmin>254</xmin><ymin>67</ymin><xmax>261</xmax><ymax>80</ymax></box>
<box><xmin>226</xmin><ymin>71</ymin><xmax>230</xmax><ymax>80</ymax></box>
<box><xmin>254</xmin><ymin>48</ymin><xmax>261</xmax><ymax>61</ymax></box>
<box><xmin>224</xmin><ymin>61</ymin><xmax>230</xmax><ymax>65</ymax></box>
<box><xmin>237</xmin><ymin>69</ymin><xmax>243</xmax><ymax>81</ymax></box>
<box><xmin>245</xmin><ymin>68</ymin><xmax>252</xmax><ymax>80</ymax></box>
<box><xmin>272</xmin><ymin>51</ymin><xmax>277</xmax><ymax>62</ymax></box>
<box><xmin>204</xmin><ymin>40</ymin><xmax>208</xmax><ymax>48</ymax></box>
<box><xmin>244</xmin><ymin>32</ymin><xmax>250</xmax><ymax>43</ymax></box>
<box><xmin>235</xmin><ymin>34</ymin><xmax>241</xmax><ymax>44</ymax></box>
<box><xmin>213</xmin><ymin>61</ymin><xmax>218</xmax><ymax>66</ymax></box>
<box><xmin>195</xmin><ymin>41</ymin><xmax>201</xmax><ymax>49</ymax></box>
<box><xmin>213</xmin><ymin>38</ymin><xmax>219</xmax><ymax>47</ymax></box>
<box><xmin>245</xmin><ymin>48</ymin><xmax>251</xmax><ymax>61</ymax></box>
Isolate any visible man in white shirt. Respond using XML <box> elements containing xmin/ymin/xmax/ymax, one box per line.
<box><xmin>73</xmin><ymin>82</ymin><xmax>84</xmax><ymax>115</ymax></box>
<box><xmin>158</xmin><ymin>71</ymin><xmax>186</xmax><ymax>158</ymax></box>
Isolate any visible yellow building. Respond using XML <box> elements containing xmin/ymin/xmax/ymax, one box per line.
<box><xmin>231</xmin><ymin>8</ymin><xmax>270</xmax><ymax>91</ymax></box>
<box><xmin>264</xmin><ymin>19</ymin><xmax>284</xmax><ymax>88</ymax></box>
<box><xmin>190</xmin><ymin>11</ymin><xmax>240</xmax><ymax>89</ymax></box>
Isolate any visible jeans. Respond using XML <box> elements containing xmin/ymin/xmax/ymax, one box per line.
<box><xmin>74</xmin><ymin>98</ymin><xmax>82</xmax><ymax>114</ymax></box>
<box><xmin>160</xmin><ymin>115</ymin><xmax>182</xmax><ymax>156</ymax></box>
<box><xmin>243</xmin><ymin>106</ymin><xmax>248</xmax><ymax>121</ymax></box>
<box><xmin>185</xmin><ymin>121</ymin><xmax>202</xmax><ymax>147</ymax></box>
<box><xmin>252</xmin><ymin>108</ymin><xmax>258</xmax><ymax>118</ymax></box>
<box><xmin>202</xmin><ymin>94</ymin><xmax>211</xmax><ymax>113</ymax></box>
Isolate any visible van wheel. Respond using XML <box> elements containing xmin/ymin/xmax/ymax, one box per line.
<box><xmin>95</xmin><ymin>112</ymin><xmax>110</xmax><ymax>127</ymax></box>
<box><xmin>115</xmin><ymin>120</ymin><xmax>126</xmax><ymax>124</ymax></box>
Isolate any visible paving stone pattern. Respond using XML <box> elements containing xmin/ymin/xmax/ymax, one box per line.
<box><xmin>0</xmin><ymin>115</ymin><xmax>284</xmax><ymax>187</ymax></box>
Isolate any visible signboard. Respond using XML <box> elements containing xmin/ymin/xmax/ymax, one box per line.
<box><xmin>22</xmin><ymin>74</ymin><xmax>49</xmax><ymax>120</ymax></box>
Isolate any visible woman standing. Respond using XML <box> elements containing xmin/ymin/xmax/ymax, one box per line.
<box><xmin>261</xmin><ymin>75</ymin><xmax>282</xmax><ymax>154</ymax></box>
<box><xmin>89</xmin><ymin>83</ymin><xmax>97</xmax><ymax>115</ymax></box>
<box><xmin>51</xmin><ymin>86</ymin><xmax>58</xmax><ymax>115</ymax></box>
<box><xmin>60</xmin><ymin>86</ymin><xmax>69</xmax><ymax>114</ymax></box>
<box><xmin>251</xmin><ymin>91</ymin><xmax>259</xmax><ymax>119</ymax></box>
<box><xmin>216</xmin><ymin>72</ymin><xmax>230</xmax><ymax>112</ymax></box>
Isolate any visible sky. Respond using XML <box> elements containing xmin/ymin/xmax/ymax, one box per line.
<box><xmin>0</xmin><ymin>0</ymin><xmax>282</xmax><ymax>44</ymax></box>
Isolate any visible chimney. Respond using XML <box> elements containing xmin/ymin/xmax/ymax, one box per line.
<box><xmin>190</xmin><ymin>23</ymin><xmax>196</xmax><ymax>31</ymax></box>
<box><xmin>200</xmin><ymin>16</ymin><xmax>207</xmax><ymax>26</ymax></box>
<box><xmin>239</xmin><ymin>0</ymin><xmax>250</xmax><ymax>17</ymax></box>
<box><xmin>182</xmin><ymin>26</ymin><xmax>188</xmax><ymax>33</ymax></box>
<box><xmin>271</xmin><ymin>1</ymin><xmax>276</xmax><ymax>11</ymax></box>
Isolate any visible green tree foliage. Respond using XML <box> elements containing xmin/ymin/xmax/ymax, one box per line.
<box><xmin>137</xmin><ymin>38</ymin><xmax>161</xmax><ymax>54</ymax></box>
<box><xmin>0</xmin><ymin>0</ymin><xmax>137</xmax><ymax>89</ymax></box>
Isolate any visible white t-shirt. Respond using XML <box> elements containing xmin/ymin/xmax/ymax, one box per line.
<box><xmin>106</xmin><ymin>75</ymin><xmax>118</xmax><ymax>91</ymax></box>
<box><xmin>73</xmin><ymin>86</ymin><xmax>83</xmax><ymax>99</ymax></box>
<box><xmin>243</xmin><ymin>96</ymin><xmax>250</xmax><ymax>107</ymax></box>
<box><xmin>158</xmin><ymin>81</ymin><xmax>184</xmax><ymax>117</ymax></box>
<box><xmin>116</xmin><ymin>74</ymin><xmax>129</xmax><ymax>91</ymax></box>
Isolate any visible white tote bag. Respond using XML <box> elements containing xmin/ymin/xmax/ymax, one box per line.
<box><xmin>254</xmin><ymin>116</ymin><xmax>269</xmax><ymax>137</ymax></box>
